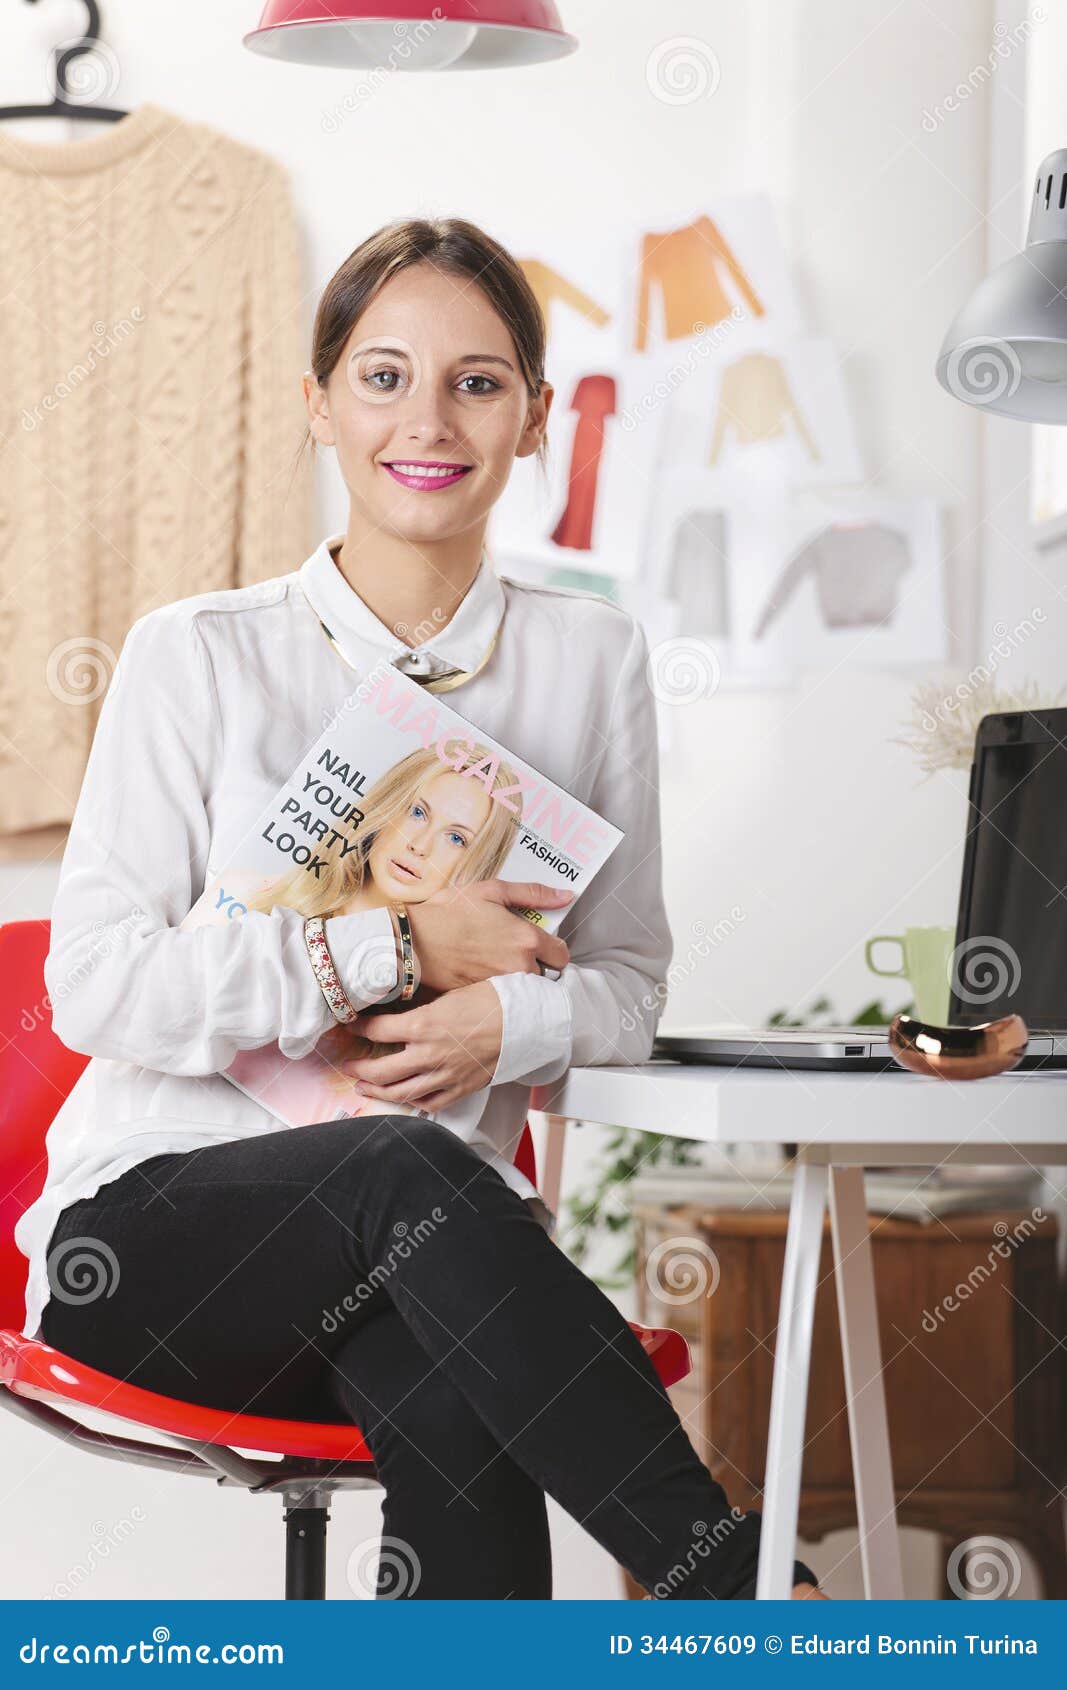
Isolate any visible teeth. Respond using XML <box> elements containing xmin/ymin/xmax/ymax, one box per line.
<box><xmin>388</xmin><ymin>463</ymin><xmax>467</xmax><ymax>478</ymax></box>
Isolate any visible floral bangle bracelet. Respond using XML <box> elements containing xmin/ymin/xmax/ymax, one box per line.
<box><xmin>303</xmin><ymin>914</ymin><xmax>358</xmax><ymax>1024</ymax></box>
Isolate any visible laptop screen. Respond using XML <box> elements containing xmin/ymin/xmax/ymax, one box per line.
<box><xmin>950</xmin><ymin>715</ymin><xmax>1067</xmax><ymax>1029</ymax></box>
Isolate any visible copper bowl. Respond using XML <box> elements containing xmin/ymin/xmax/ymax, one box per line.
<box><xmin>888</xmin><ymin>1012</ymin><xmax>1029</xmax><ymax>1079</ymax></box>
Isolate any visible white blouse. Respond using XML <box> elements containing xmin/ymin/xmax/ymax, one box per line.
<box><xmin>15</xmin><ymin>536</ymin><xmax>673</xmax><ymax>1339</ymax></box>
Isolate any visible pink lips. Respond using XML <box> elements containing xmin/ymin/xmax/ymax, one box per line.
<box><xmin>391</xmin><ymin>859</ymin><xmax>421</xmax><ymax>882</ymax></box>
<box><xmin>382</xmin><ymin>459</ymin><xmax>473</xmax><ymax>491</ymax></box>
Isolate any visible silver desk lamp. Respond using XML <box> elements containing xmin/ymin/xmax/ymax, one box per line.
<box><xmin>937</xmin><ymin>148</ymin><xmax>1067</xmax><ymax>421</ymax></box>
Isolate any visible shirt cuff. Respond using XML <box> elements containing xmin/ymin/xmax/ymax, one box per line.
<box><xmin>322</xmin><ymin>905</ymin><xmax>400</xmax><ymax>1011</ymax></box>
<box><xmin>487</xmin><ymin>971</ymin><xmax>573</xmax><ymax>1087</ymax></box>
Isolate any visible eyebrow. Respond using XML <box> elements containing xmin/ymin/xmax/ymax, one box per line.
<box><xmin>361</xmin><ymin>347</ymin><xmax>514</xmax><ymax>372</ymax></box>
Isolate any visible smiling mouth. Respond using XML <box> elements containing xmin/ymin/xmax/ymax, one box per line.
<box><xmin>391</xmin><ymin>858</ymin><xmax>422</xmax><ymax>882</ymax></box>
<box><xmin>382</xmin><ymin>460</ymin><xmax>474</xmax><ymax>490</ymax></box>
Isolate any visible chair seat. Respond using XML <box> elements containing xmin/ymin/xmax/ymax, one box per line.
<box><xmin>0</xmin><ymin>1320</ymin><xmax>691</xmax><ymax>1463</ymax></box>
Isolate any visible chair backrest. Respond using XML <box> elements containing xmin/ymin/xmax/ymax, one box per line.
<box><xmin>514</xmin><ymin>1117</ymin><xmax>537</xmax><ymax>1188</ymax></box>
<box><xmin>0</xmin><ymin>921</ymin><xmax>91</xmax><ymax>1328</ymax></box>
<box><xmin>0</xmin><ymin>918</ymin><xmax>539</xmax><ymax>1330</ymax></box>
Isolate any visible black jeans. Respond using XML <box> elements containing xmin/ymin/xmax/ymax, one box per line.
<box><xmin>40</xmin><ymin>1114</ymin><xmax>817</xmax><ymax>1599</ymax></box>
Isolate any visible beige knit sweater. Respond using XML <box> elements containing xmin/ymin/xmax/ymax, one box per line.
<box><xmin>0</xmin><ymin>102</ymin><xmax>313</xmax><ymax>837</ymax></box>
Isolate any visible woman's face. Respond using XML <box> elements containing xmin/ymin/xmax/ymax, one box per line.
<box><xmin>305</xmin><ymin>261</ymin><xmax>551</xmax><ymax>548</ymax></box>
<box><xmin>368</xmin><ymin>769</ymin><xmax>494</xmax><ymax>903</ymax></box>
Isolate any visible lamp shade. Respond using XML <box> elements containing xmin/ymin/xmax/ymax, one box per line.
<box><xmin>244</xmin><ymin>0</ymin><xmax>577</xmax><ymax>70</ymax></box>
<box><xmin>936</xmin><ymin>148</ymin><xmax>1067</xmax><ymax>421</ymax></box>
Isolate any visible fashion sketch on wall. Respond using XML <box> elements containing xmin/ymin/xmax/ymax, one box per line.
<box><xmin>630</xmin><ymin>197</ymin><xmax>804</xmax><ymax>348</ymax></box>
<box><xmin>489</xmin><ymin>356</ymin><xmax>667</xmax><ymax>581</ymax></box>
<box><xmin>724</xmin><ymin>494</ymin><xmax>946</xmax><ymax>683</ymax></box>
<box><xmin>656</xmin><ymin>338</ymin><xmax>863</xmax><ymax>491</ymax></box>
<box><xmin>491</xmin><ymin>197</ymin><xmax>805</xmax><ymax>592</ymax></box>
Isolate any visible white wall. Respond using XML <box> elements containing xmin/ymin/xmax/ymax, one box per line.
<box><xmin>0</xmin><ymin>0</ymin><xmax>1051</xmax><ymax>1603</ymax></box>
<box><xmin>660</xmin><ymin>0</ymin><xmax>992</xmax><ymax>1034</ymax></box>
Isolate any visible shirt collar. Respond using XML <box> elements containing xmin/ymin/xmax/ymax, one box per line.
<box><xmin>297</xmin><ymin>533</ymin><xmax>505</xmax><ymax>680</ymax></box>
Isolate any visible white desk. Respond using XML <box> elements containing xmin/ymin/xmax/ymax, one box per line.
<box><xmin>531</xmin><ymin>1060</ymin><xmax>1067</xmax><ymax>1599</ymax></box>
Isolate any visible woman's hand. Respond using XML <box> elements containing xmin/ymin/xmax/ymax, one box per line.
<box><xmin>339</xmin><ymin>980</ymin><xmax>504</xmax><ymax>1112</ymax></box>
<box><xmin>405</xmin><ymin>879</ymin><xmax>573</xmax><ymax>993</ymax></box>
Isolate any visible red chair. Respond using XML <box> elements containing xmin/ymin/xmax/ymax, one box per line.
<box><xmin>0</xmin><ymin>918</ymin><xmax>692</xmax><ymax>1598</ymax></box>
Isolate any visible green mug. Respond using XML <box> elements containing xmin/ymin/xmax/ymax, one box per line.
<box><xmin>865</xmin><ymin>925</ymin><xmax>956</xmax><ymax>1024</ymax></box>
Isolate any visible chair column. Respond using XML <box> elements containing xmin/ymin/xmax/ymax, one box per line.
<box><xmin>283</xmin><ymin>1488</ymin><xmax>332</xmax><ymax>1599</ymax></box>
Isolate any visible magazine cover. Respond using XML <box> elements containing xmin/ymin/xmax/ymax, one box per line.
<box><xmin>180</xmin><ymin>656</ymin><xmax>623</xmax><ymax>1133</ymax></box>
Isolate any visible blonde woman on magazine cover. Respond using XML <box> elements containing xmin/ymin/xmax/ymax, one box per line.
<box><xmin>234</xmin><ymin>744</ymin><xmax>524</xmax><ymax>1116</ymax></box>
<box><xmin>20</xmin><ymin>218</ymin><xmax>823</xmax><ymax>1602</ymax></box>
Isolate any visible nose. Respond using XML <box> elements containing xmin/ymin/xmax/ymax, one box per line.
<box><xmin>405</xmin><ymin>821</ymin><xmax>429</xmax><ymax>855</ymax></box>
<box><xmin>401</xmin><ymin>377</ymin><xmax>460</xmax><ymax>448</ymax></box>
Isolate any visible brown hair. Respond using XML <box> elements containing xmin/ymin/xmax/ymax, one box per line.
<box><xmin>301</xmin><ymin>216</ymin><xmax>549</xmax><ymax>466</ymax></box>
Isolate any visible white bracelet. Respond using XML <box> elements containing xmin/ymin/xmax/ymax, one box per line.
<box><xmin>304</xmin><ymin>914</ymin><xmax>358</xmax><ymax>1024</ymax></box>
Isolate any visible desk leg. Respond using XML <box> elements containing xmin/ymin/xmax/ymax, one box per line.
<box><xmin>756</xmin><ymin>1158</ymin><xmax>828</xmax><ymax>1599</ymax></box>
<box><xmin>540</xmin><ymin>1114</ymin><xmax>569</xmax><ymax>1218</ymax></box>
<box><xmin>828</xmin><ymin>1165</ymin><xmax>905</xmax><ymax>1600</ymax></box>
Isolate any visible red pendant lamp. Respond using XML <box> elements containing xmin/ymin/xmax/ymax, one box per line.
<box><xmin>244</xmin><ymin>1</ymin><xmax>577</xmax><ymax>70</ymax></box>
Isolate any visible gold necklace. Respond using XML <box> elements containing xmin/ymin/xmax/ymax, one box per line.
<box><xmin>314</xmin><ymin>614</ymin><xmax>500</xmax><ymax>693</ymax></box>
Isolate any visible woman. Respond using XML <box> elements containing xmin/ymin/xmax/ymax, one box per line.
<box><xmin>18</xmin><ymin>217</ymin><xmax>823</xmax><ymax>1601</ymax></box>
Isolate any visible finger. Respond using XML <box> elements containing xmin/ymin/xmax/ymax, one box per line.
<box><xmin>416</xmin><ymin>1091</ymin><xmax>458</xmax><ymax>1114</ymax></box>
<box><xmin>352</xmin><ymin>1008</ymin><xmax>419</xmax><ymax>1043</ymax></box>
<box><xmin>357</xmin><ymin>1066</ymin><xmax>449</xmax><ymax>1103</ymax></box>
<box><xmin>342</xmin><ymin>1048</ymin><xmax>426</xmax><ymax>1085</ymax></box>
<box><xmin>535</xmin><ymin>932</ymin><xmax>570</xmax><ymax>971</ymax></box>
<box><xmin>492</xmin><ymin>880</ymin><xmax>577</xmax><ymax>910</ymax></box>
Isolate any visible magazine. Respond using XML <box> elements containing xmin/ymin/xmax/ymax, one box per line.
<box><xmin>180</xmin><ymin>656</ymin><xmax>623</xmax><ymax>1133</ymax></box>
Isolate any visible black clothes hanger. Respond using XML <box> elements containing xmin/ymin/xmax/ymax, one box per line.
<box><xmin>0</xmin><ymin>0</ymin><xmax>128</xmax><ymax>122</ymax></box>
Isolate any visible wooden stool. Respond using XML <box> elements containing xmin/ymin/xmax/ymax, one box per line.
<box><xmin>621</xmin><ymin>1200</ymin><xmax>1067</xmax><ymax>1599</ymax></box>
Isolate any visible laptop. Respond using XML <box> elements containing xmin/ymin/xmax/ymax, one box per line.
<box><xmin>654</xmin><ymin>708</ymin><xmax>1067</xmax><ymax>1071</ymax></box>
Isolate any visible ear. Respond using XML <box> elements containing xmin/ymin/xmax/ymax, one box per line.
<box><xmin>515</xmin><ymin>379</ymin><xmax>554</xmax><ymax>461</ymax></box>
<box><xmin>304</xmin><ymin>371</ymin><xmax>336</xmax><ymax>447</ymax></box>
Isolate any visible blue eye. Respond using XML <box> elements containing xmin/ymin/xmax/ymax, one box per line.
<box><xmin>411</xmin><ymin>803</ymin><xmax>426</xmax><ymax>820</ymax></box>
<box><xmin>448</xmin><ymin>832</ymin><xmax>467</xmax><ymax>848</ymax></box>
